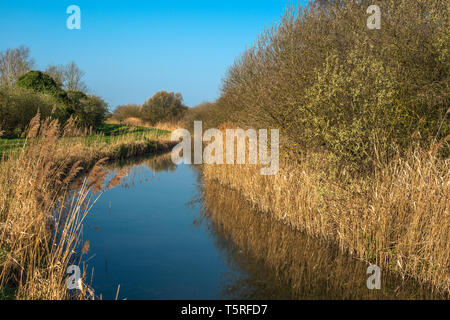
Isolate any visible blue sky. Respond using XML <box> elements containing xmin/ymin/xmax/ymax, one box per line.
<box><xmin>0</xmin><ymin>0</ymin><xmax>306</xmax><ymax>109</ymax></box>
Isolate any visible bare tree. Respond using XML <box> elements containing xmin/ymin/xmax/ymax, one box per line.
<box><xmin>63</xmin><ymin>61</ymin><xmax>87</xmax><ymax>92</ymax></box>
<box><xmin>45</xmin><ymin>64</ymin><xmax>65</xmax><ymax>87</ymax></box>
<box><xmin>0</xmin><ymin>46</ymin><xmax>35</xmax><ymax>87</ymax></box>
<box><xmin>45</xmin><ymin>61</ymin><xmax>88</xmax><ymax>92</ymax></box>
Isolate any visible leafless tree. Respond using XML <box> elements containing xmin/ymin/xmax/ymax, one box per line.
<box><xmin>45</xmin><ymin>64</ymin><xmax>65</xmax><ymax>87</ymax></box>
<box><xmin>0</xmin><ymin>46</ymin><xmax>35</xmax><ymax>87</ymax></box>
<box><xmin>63</xmin><ymin>61</ymin><xmax>87</xmax><ymax>92</ymax></box>
<box><xmin>45</xmin><ymin>61</ymin><xmax>87</xmax><ymax>92</ymax></box>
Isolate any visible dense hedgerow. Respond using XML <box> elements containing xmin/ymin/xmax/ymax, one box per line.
<box><xmin>214</xmin><ymin>0</ymin><xmax>449</xmax><ymax>173</ymax></box>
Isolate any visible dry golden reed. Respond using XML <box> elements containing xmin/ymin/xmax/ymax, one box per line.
<box><xmin>203</xmin><ymin>142</ymin><xmax>449</xmax><ymax>294</ymax></box>
<box><xmin>0</xmin><ymin>114</ymin><xmax>174</xmax><ymax>299</ymax></box>
<box><xmin>201</xmin><ymin>179</ymin><xmax>446</xmax><ymax>299</ymax></box>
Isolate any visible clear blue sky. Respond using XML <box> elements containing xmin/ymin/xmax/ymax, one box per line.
<box><xmin>0</xmin><ymin>0</ymin><xmax>306</xmax><ymax>109</ymax></box>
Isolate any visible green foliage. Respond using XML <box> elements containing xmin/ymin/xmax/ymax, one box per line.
<box><xmin>5</xmin><ymin>70</ymin><xmax>109</xmax><ymax>133</ymax></box>
<box><xmin>17</xmin><ymin>70</ymin><xmax>68</xmax><ymax>103</ymax></box>
<box><xmin>211</xmin><ymin>0</ymin><xmax>449</xmax><ymax>173</ymax></box>
<box><xmin>0</xmin><ymin>124</ymin><xmax>170</xmax><ymax>158</ymax></box>
<box><xmin>141</xmin><ymin>91</ymin><xmax>187</xmax><ymax>124</ymax></box>
<box><xmin>69</xmin><ymin>93</ymin><xmax>109</xmax><ymax>129</ymax></box>
<box><xmin>0</xmin><ymin>87</ymin><xmax>67</xmax><ymax>137</ymax></box>
<box><xmin>0</xmin><ymin>286</ymin><xmax>16</xmax><ymax>300</ymax></box>
<box><xmin>0</xmin><ymin>138</ymin><xmax>24</xmax><ymax>157</ymax></box>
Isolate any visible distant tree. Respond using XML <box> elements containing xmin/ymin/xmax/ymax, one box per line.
<box><xmin>63</xmin><ymin>61</ymin><xmax>88</xmax><ymax>92</ymax></box>
<box><xmin>141</xmin><ymin>91</ymin><xmax>187</xmax><ymax>124</ymax></box>
<box><xmin>0</xmin><ymin>46</ymin><xmax>35</xmax><ymax>88</ymax></box>
<box><xmin>45</xmin><ymin>62</ymin><xmax>88</xmax><ymax>93</ymax></box>
<box><xmin>111</xmin><ymin>104</ymin><xmax>142</xmax><ymax>122</ymax></box>
<box><xmin>76</xmin><ymin>95</ymin><xmax>109</xmax><ymax>129</ymax></box>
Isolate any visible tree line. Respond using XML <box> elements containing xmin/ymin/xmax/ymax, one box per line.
<box><xmin>110</xmin><ymin>91</ymin><xmax>188</xmax><ymax>126</ymax></box>
<box><xmin>185</xmin><ymin>0</ymin><xmax>449</xmax><ymax>174</ymax></box>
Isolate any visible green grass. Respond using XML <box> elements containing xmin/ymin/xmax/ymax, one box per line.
<box><xmin>0</xmin><ymin>246</ymin><xmax>14</xmax><ymax>300</ymax></box>
<box><xmin>0</xmin><ymin>124</ymin><xmax>171</xmax><ymax>157</ymax></box>
<box><xmin>0</xmin><ymin>138</ymin><xmax>25</xmax><ymax>158</ymax></box>
<box><xmin>0</xmin><ymin>286</ymin><xmax>16</xmax><ymax>300</ymax></box>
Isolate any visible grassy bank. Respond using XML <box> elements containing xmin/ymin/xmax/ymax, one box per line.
<box><xmin>0</xmin><ymin>115</ymin><xmax>175</xmax><ymax>299</ymax></box>
<box><xmin>0</xmin><ymin>123</ymin><xmax>171</xmax><ymax>158</ymax></box>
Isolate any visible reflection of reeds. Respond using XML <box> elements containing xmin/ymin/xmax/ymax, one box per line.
<box><xmin>203</xmin><ymin>143</ymin><xmax>449</xmax><ymax>295</ymax></box>
<box><xmin>86</xmin><ymin>152</ymin><xmax>178</xmax><ymax>192</ymax></box>
<box><xmin>201</xmin><ymin>179</ymin><xmax>446</xmax><ymax>299</ymax></box>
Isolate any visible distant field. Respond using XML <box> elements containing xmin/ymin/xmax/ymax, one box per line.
<box><xmin>0</xmin><ymin>124</ymin><xmax>171</xmax><ymax>158</ymax></box>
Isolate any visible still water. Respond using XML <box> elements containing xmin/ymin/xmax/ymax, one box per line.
<box><xmin>81</xmin><ymin>154</ymin><xmax>443</xmax><ymax>300</ymax></box>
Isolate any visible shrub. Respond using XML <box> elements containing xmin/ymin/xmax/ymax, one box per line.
<box><xmin>0</xmin><ymin>87</ymin><xmax>67</xmax><ymax>137</ymax></box>
<box><xmin>75</xmin><ymin>95</ymin><xmax>109</xmax><ymax>129</ymax></box>
<box><xmin>110</xmin><ymin>104</ymin><xmax>142</xmax><ymax>122</ymax></box>
<box><xmin>141</xmin><ymin>91</ymin><xmax>187</xmax><ymax>125</ymax></box>
<box><xmin>16</xmin><ymin>70</ymin><xmax>69</xmax><ymax>103</ymax></box>
<box><xmin>216</xmin><ymin>0</ymin><xmax>449</xmax><ymax>173</ymax></box>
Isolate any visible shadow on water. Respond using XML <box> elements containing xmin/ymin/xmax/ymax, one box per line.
<box><xmin>80</xmin><ymin>154</ymin><xmax>446</xmax><ymax>300</ymax></box>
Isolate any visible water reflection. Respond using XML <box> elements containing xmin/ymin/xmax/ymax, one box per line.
<box><xmin>82</xmin><ymin>154</ymin><xmax>444</xmax><ymax>300</ymax></box>
<box><xmin>200</xmin><ymin>179</ymin><xmax>445</xmax><ymax>300</ymax></box>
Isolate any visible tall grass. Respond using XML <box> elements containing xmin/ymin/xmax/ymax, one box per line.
<box><xmin>0</xmin><ymin>116</ymin><xmax>98</xmax><ymax>299</ymax></box>
<box><xmin>197</xmin><ymin>0</ymin><xmax>449</xmax><ymax>294</ymax></box>
<box><xmin>0</xmin><ymin>115</ymin><xmax>175</xmax><ymax>299</ymax></box>
<box><xmin>203</xmin><ymin>142</ymin><xmax>449</xmax><ymax>294</ymax></box>
<box><xmin>201</xmin><ymin>179</ymin><xmax>446</xmax><ymax>299</ymax></box>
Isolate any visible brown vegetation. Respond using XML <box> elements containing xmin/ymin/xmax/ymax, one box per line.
<box><xmin>203</xmin><ymin>140</ymin><xmax>449</xmax><ymax>294</ymax></box>
<box><xmin>198</xmin><ymin>0</ymin><xmax>449</xmax><ymax>293</ymax></box>
<box><xmin>0</xmin><ymin>115</ymin><xmax>175</xmax><ymax>299</ymax></box>
<box><xmin>201</xmin><ymin>179</ymin><xmax>447</xmax><ymax>299</ymax></box>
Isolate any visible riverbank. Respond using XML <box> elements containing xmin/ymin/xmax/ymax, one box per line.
<box><xmin>201</xmin><ymin>178</ymin><xmax>447</xmax><ymax>299</ymax></box>
<box><xmin>202</xmin><ymin>147</ymin><xmax>449</xmax><ymax>295</ymax></box>
<box><xmin>0</xmin><ymin>116</ymin><xmax>175</xmax><ymax>299</ymax></box>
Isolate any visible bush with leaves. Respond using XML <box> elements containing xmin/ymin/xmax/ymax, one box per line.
<box><xmin>110</xmin><ymin>104</ymin><xmax>142</xmax><ymax>122</ymax></box>
<box><xmin>215</xmin><ymin>0</ymin><xmax>449</xmax><ymax>173</ymax></box>
<box><xmin>141</xmin><ymin>91</ymin><xmax>187</xmax><ymax>125</ymax></box>
<box><xmin>16</xmin><ymin>70</ymin><xmax>69</xmax><ymax>103</ymax></box>
<box><xmin>72</xmin><ymin>94</ymin><xmax>109</xmax><ymax>129</ymax></box>
<box><xmin>0</xmin><ymin>87</ymin><xmax>66</xmax><ymax>137</ymax></box>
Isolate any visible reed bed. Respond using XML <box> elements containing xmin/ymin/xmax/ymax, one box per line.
<box><xmin>0</xmin><ymin>115</ymin><xmax>174</xmax><ymax>299</ymax></box>
<box><xmin>203</xmin><ymin>144</ymin><xmax>449</xmax><ymax>295</ymax></box>
<box><xmin>201</xmin><ymin>179</ymin><xmax>446</xmax><ymax>299</ymax></box>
